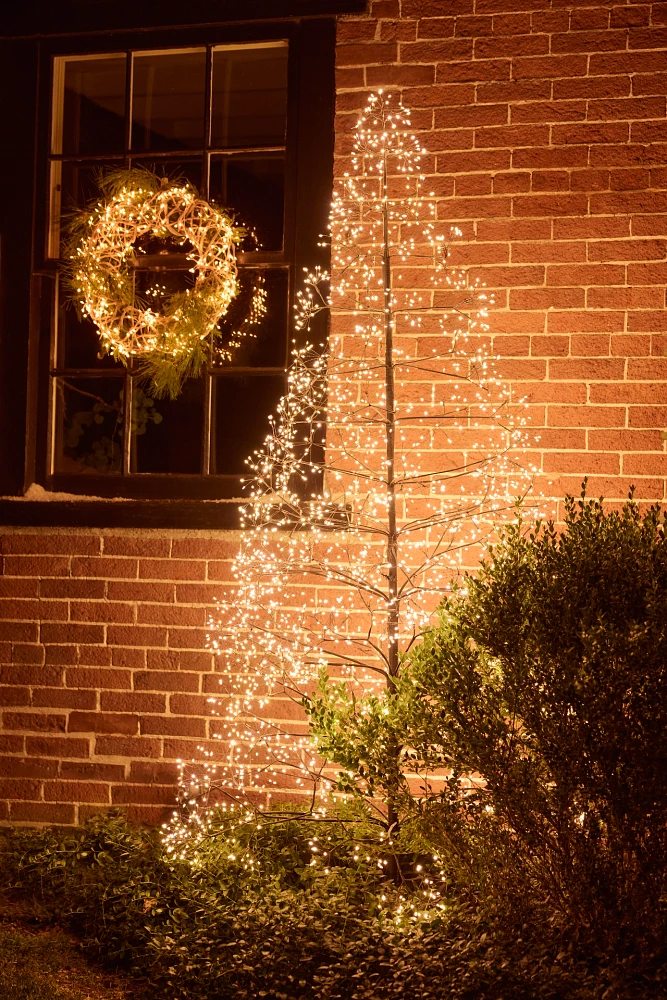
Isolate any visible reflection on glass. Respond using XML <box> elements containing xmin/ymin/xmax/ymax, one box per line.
<box><xmin>211</xmin><ymin>43</ymin><xmax>288</xmax><ymax>149</ymax></box>
<box><xmin>57</xmin><ymin>56</ymin><xmax>126</xmax><ymax>156</ymax></box>
<box><xmin>133</xmin><ymin>377</ymin><xmax>203</xmax><ymax>474</ymax></box>
<box><xmin>210</xmin><ymin>155</ymin><xmax>284</xmax><ymax>251</ymax></box>
<box><xmin>132</xmin><ymin>50</ymin><xmax>206</xmax><ymax>151</ymax></box>
<box><xmin>133</xmin><ymin>264</ymin><xmax>196</xmax><ymax>315</ymax></box>
<box><xmin>213</xmin><ymin>374</ymin><xmax>285</xmax><ymax>474</ymax></box>
<box><xmin>129</xmin><ymin>158</ymin><xmax>203</xmax><ymax>192</ymax></box>
<box><xmin>58</xmin><ymin>300</ymin><xmax>123</xmax><ymax>370</ymax></box>
<box><xmin>54</xmin><ymin>377</ymin><xmax>125</xmax><ymax>474</ymax></box>
<box><xmin>49</xmin><ymin>161</ymin><xmax>120</xmax><ymax>258</ymax></box>
<box><xmin>216</xmin><ymin>268</ymin><xmax>289</xmax><ymax>368</ymax></box>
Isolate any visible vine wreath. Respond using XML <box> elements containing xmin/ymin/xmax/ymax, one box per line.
<box><xmin>64</xmin><ymin>169</ymin><xmax>266</xmax><ymax>398</ymax></box>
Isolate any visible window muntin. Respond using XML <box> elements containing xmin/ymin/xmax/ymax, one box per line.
<box><xmin>47</xmin><ymin>41</ymin><xmax>291</xmax><ymax>491</ymax></box>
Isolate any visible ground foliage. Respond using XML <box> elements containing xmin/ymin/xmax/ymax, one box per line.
<box><xmin>3</xmin><ymin>491</ymin><xmax>667</xmax><ymax>998</ymax></box>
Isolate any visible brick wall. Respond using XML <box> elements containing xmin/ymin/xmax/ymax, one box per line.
<box><xmin>2</xmin><ymin>0</ymin><xmax>667</xmax><ymax>824</ymax></box>
<box><xmin>0</xmin><ymin>530</ymin><xmax>236</xmax><ymax>825</ymax></box>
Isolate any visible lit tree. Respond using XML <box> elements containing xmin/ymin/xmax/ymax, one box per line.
<box><xmin>167</xmin><ymin>91</ymin><xmax>538</xmax><ymax>848</ymax></box>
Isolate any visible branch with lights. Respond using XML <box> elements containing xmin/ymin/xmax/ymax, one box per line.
<box><xmin>165</xmin><ymin>92</ymin><xmax>544</xmax><ymax>864</ymax></box>
<box><xmin>63</xmin><ymin>169</ymin><xmax>267</xmax><ymax>398</ymax></box>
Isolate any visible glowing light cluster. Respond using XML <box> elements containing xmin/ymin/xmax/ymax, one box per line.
<box><xmin>165</xmin><ymin>91</ymin><xmax>543</xmax><ymax>852</ymax></box>
<box><xmin>65</xmin><ymin>170</ymin><xmax>268</xmax><ymax>395</ymax></box>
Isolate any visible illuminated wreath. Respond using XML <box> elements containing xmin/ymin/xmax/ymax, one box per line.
<box><xmin>65</xmin><ymin>169</ymin><xmax>264</xmax><ymax>397</ymax></box>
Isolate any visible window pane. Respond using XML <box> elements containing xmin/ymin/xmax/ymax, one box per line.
<box><xmin>49</xmin><ymin>160</ymin><xmax>120</xmax><ymax>259</ymax></box>
<box><xmin>210</xmin><ymin>154</ymin><xmax>284</xmax><ymax>251</ymax></box>
<box><xmin>213</xmin><ymin>374</ymin><xmax>285</xmax><ymax>474</ymax></box>
<box><xmin>58</xmin><ymin>301</ymin><xmax>123</xmax><ymax>370</ymax></box>
<box><xmin>132</xmin><ymin>378</ymin><xmax>203</xmax><ymax>474</ymax></box>
<box><xmin>216</xmin><ymin>268</ymin><xmax>289</xmax><ymax>369</ymax></box>
<box><xmin>54</xmin><ymin>377</ymin><xmax>125</xmax><ymax>474</ymax></box>
<box><xmin>57</xmin><ymin>56</ymin><xmax>126</xmax><ymax>156</ymax></box>
<box><xmin>132</xmin><ymin>50</ymin><xmax>206</xmax><ymax>152</ymax></box>
<box><xmin>211</xmin><ymin>44</ymin><xmax>288</xmax><ymax>149</ymax></box>
<box><xmin>129</xmin><ymin>157</ymin><xmax>203</xmax><ymax>192</ymax></box>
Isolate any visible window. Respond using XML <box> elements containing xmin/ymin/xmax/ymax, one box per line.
<box><xmin>35</xmin><ymin>24</ymin><xmax>333</xmax><ymax>502</ymax></box>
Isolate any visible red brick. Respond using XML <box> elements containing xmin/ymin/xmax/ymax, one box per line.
<box><xmin>32</xmin><ymin>688</ymin><xmax>97</xmax><ymax>710</ymax></box>
<box><xmin>543</xmin><ymin>452</ymin><xmax>620</xmax><ymax>475</ymax></box>
<box><xmin>551</xmin><ymin>30</ymin><xmax>628</xmax><ymax>55</ymax></box>
<box><xmin>70</xmin><ymin>601</ymin><xmax>135</xmax><ymax>624</ymax></box>
<box><xmin>547</xmin><ymin>264</ymin><xmax>626</xmax><ymax>287</ymax></box>
<box><xmin>40</xmin><ymin>623</ymin><xmax>105</xmax><ymax>645</ymax></box>
<box><xmin>101</xmin><ymin>691</ymin><xmax>166</xmax><ymax>714</ymax></box>
<box><xmin>512</xmin><ymin>54</ymin><xmax>588</xmax><ymax>80</ymax></box>
<box><xmin>106</xmin><ymin>625</ymin><xmax>167</xmax><ymax>647</ymax></box>
<box><xmin>77</xmin><ymin>645</ymin><xmax>112</xmax><ymax>666</ymax></box>
<box><xmin>134</xmin><ymin>671</ymin><xmax>200</xmax><ymax>693</ymax></box>
<box><xmin>44</xmin><ymin>646</ymin><xmax>76</xmax><ymax>666</ymax></box>
<box><xmin>111</xmin><ymin>646</ymin><xmax>146</xmax><ymax>669</ymax></box>
<box><xmin>178</xmin><ymin>650</ymin><xmax>214</xmax><ymax>672</ymax></box>
<box><xmin>111</xmin><ymin>784</ymin><xmax>176</xmax><ymax>805</ymax></box>
<box><xmin>65</xmin><ymin>667</ymin><xmax>131</xmax><ymax>690</ymax></box>
<box><xmin>12</xmin><ymin>643</ymin><xmax>45</xmax><ymax>664</ymax></box>
<box><xmin>139</xmin><ymin>559</ymin><xmax>206</xmax><ymax>581</ymax></box>
<box><xmin>136</xmin><ymin>604</ymin><xmax>206</xmax><ymax>627</ymax></box>
<box><xmin>167</xmin><ymin>628</ymin><xmax>210</xmax><ymax>650</ymax></box>
<box><xmin>43</xmin><ymin>781</ymin><xmax>110</xmax><ymax>803</ymax></box>
<box><xmin>26</xmin><ymin>736</ymin><xmax>90</xmax><ymax>758</ymax></box>
<box><xmin>169</xmin><ymin>693</ymin><xmax>212</xmax><ymax>716</ymax></box>
<box><xmin>548</xmin><ymin>311</ymin><xmax>625</xmax><ymax>334</ymax></box>
<box><xmin>336</xmin><ymin>42</ymin><xmax>397</xmax><ymax>66</ymax></box>
<box><xmin>3</xmin><ymin>712</ymin><xmax>66</xmax><ymax>733</ymax></box>
<box><xmin>128</xmin><ymin>760</ymin><xmax>178</xmax><ymax>783</ymax></box>
<box><xmin>174</xmin><ymin>583</ymin><xmax>220</xmax><ymax>604</ymax></box>
<box><xmin>40</xmin><ymin>578</ymin><xmax>106</xmax><ymax>598</ymax></box>
<box><xmin>1</xmin><ymin>665</ymin><xmax>62</xmax><ymax>686</ymax></box>
<box><xmin>611</xmin><ymin>334</ymin><xmax>652</xmax><ymax>356</ymax></box>
<box><xmin>102</xmin><ymin>536</ymin><xmax>172</xmax><ymax>557</ymax></box>
<box><xmin>10</xmin><ymin>801</ymin><xmax>76</xmax><ymax>823</ymax></box>
<box><xmin>2</xmin><ymin>556</ymin><xmax>70</xmax><ymax>577</ymax></box>
<box><xmin>531</xmin><ymin>335</ymin><xmax>571</xmax><ymax>356</ymax></box>
<box><xmin>554</xmin><ymin>76</ymin><xmax>631</xmax><ymax>101</ymax></box>
<box><xmin>570</xmin><ymin>335</ymin><xmax>612</xmax><ymax>357</ymax></box>
<box><xmin>94</xmin><ymin>736</ymin><xmax>161</xmax><ymax>758</ymax></box>
<box><xmin>0</xmin><ymin>777</ymin><xmax>42</xmax><ymax>800</ymax></box>
<box><xmin>0</xmin><ymin>578</ymin><xmax>39</xmax><ymax>597</ymax></box>
<box><xmin>68</xmin><ymin>712</ymin><xmax>139</xmax><ymax>735</ymax></box>
<box><xmin>139</xmin><ymin>716</ymin><xmax>206</xmax><ymax>738</ymax></box>
<box><xmin>0</xmin><ymin>686</ymin><xmax>30</xmax><ymax>706</ymax></box>
<box><xmin>589</xmin><ymin>429</ymin><xmax>663</xmax><ymax>452</ymax></box>
<box><xmin>513</xmin><ymin>194</ymin><xmax>590</xmax><ymax>218</ymax></box>
<box><xmin>71</xmin><ymin>556</ymin><xmax>138</xmax><ymax>579</ymax></box>
<box><xmin>60</xmin><ymin>760</ymin><xmax>125</xmax><ymax>780</ymax></box>
<box><xmin>145</xmin><ymin>649</ymin><xmax>180</xmax><ymax>671</ymax></box>
<box><xmin>0</xmin><ymin>734</ymin><xmax>24</xmax><ymax>753</ymax></box>
<box><xmin>549</xmin><ymin>359</ymin><xmax>625</xmax><ymax>381</ymax></box>
<box><xmin>0</xmin><ymin>757</ymin><xmax>58</xmax><ymax>778</ymax></box>
<box><xmin>0</xmin><ymin>622</ymin><xmax>38</xmax><ymax>642</ymax></box>
<box><xmin>1</xmin><ymin>534</ymin><xmax>100</xmax><ymax>556</ymax></box>
<box><xmin>107</xmin><ymin>581</ymin><xmax>175</xmax><ymax>602</ymax></box>
<box><xmin>548</xmin><ymin>406</ymin><xmax>626</xmax><ymax>428</ymax></box>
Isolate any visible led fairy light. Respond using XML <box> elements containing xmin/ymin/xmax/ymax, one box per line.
<box><xmin>65</xmin><ymin>169</ymin><xmax>267</xmax><ymax>397</ymax></box>
<box><xmin>164</xmin><ymin>91</ymin><xmax>543</xmax><ymax>854</ymax></box>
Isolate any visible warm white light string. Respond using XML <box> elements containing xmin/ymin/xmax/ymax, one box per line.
<box><xmin>69</xmin><ymin>173</ymin><xmax>266</xmax><ymax>366</ymax></box>
<box><xmin>163</xmin><ymin>92</ymin><xmax>542</xmax><ymax>862</ymax></box>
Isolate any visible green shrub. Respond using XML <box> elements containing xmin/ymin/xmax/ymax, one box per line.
<box><xmin>401</xmin><ymin>491</ymin><xmax>667</xmax><ymax>988</ymax></box>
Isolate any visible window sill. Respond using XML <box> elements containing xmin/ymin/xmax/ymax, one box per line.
<box><xmin>0</xmin><ymin>496</ymin><xmax>243</xmax><ymax>530</ymax></box>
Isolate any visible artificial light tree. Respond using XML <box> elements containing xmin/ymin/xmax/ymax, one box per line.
<box><xmin>168</xmin><ymin>92</ymin><xmax>537</xmax><ymax>850</ymax></box>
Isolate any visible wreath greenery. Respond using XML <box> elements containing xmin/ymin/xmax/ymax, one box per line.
<box><xmin>63</xmin><ymin>169</ymin><xmax>265</xmax><ymax>398</ymax></box>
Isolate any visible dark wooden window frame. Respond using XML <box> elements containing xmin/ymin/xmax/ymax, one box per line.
<box><xmin>0</xmin><ymin>10</ymin><xmax>344</xmax><ymax>529</ymax></box>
